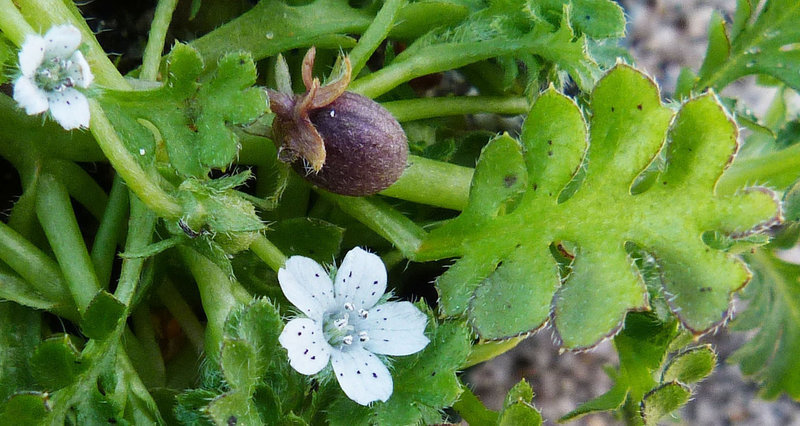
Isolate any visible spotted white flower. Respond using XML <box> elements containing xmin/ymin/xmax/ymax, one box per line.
<box><xmin>278</xmin><ymin>247</ymin><xmax>430</xmax><ymax>406</ymax></box>
<box><xmin>13</xmin><ymin>25</ymin><xmax>93</xmax><ymax>130</ymax></box>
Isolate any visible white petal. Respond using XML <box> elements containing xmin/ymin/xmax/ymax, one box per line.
<box><xmin>331</xmin><ymin>347</ymin><xmax>392</xmax><ymax>405</ymax></box>
<box><xmin>43</xmin><ymin>25</ymin><xmax>81</xmax><ymax>59</ymax></box>
<box><xmin>66</xmin><ymin>51</ymin><xmax>93</xmax><ymax>88</ymax></box>
<box><xmin>279</xmin><ymin>256</ymin><xmax>335</xmax><ymax>320</ymax></box>
<box><xmin>18</xmin><ymin>35</ymin><xmax>45</xmax><ymax>76</ymax></box>
<box><xmin>334</xmin><ymin>247</ymin><xmax>387</xmax><ymax>310</ymax></box>
<box><xmin>47</xmin><ymin>88</ymin><xmax>89</xmax><ymax>130</ymax></box>
<box><xmin>279</xmin><ymin>318</ymin><xmax>331</xmax><ymax>375</ymax></box>
<box><xmin>13</xmin><ymin>77</ymin><xmax>49</xmax><ymax>115</ymax></box>
<box><xmin>360</xmin><ymin>301</ymin><xmax>430</xmax><ymax>356</ymax></box>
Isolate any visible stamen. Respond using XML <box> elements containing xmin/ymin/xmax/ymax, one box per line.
<box><xmin>358</xmin><ymin>331</ymin><xmax>369</xmax><ymax>342</ymax></box>
<box><xmin>358</xmin><ymin>309</ymin><xmax>368</xmax><ymax>319</ymax></box>
<box><xmin>343</xmin><ymin>302</ymin><xmax>355</xmax><ymax>311</ymax></box>
<box><xmin>342</xmin><ymin>335</ymin><xmax>353</xmax><ymax>345</ymax></box>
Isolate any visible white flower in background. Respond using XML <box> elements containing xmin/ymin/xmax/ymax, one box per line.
<box><xmin>13</xmin><ymin>24</ymin><xmax>93</xmax><ymax>130</ymax></box>
<box><xmin>278</xmin><ymin>247</ymin><xmax>430</xmax><ymax>406</ymax></box>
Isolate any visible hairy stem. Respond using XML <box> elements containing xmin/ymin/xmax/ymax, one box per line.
<box><xmin>141</xmin><ymin>0</ymin><xmax>179</xmax><ymax>82</ymax></box>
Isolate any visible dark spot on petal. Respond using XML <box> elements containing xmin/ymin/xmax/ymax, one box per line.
<box><xmin>66</xmin><ymin>101</ymin><xmax>70</xmax><ymax>105</ymax></box>
<box><xmin>356</xmin><ymin>286</ymin><xmax>360</xmax><ymax>289</ymax></box>
<box><xmin>357</xmin><ymin>370</ymin><xmax>361</xmax><ymax>374</ymax></box>
<box><xmin>349</xmin><ymin>271</ymin><xmax>353</xmax><ymax>278</ymax></box>
<box><xmin>304</xmin><ymin>349</ymin><xmax>309</xmax><ymax>354</ymax></box>
<box><xmin>311</xmin><ymin>356</ymin><xmax>316</xmax><ymax>360</ymax></box>
<box><xmin>372</xmin><ymin>373</ymin><xmax>378</xmax><ymax>378</ymax></box>
<box><xmin>373</xmin><ymin>280</ymin><xmax>378</xmax><ymax>285</ymax></box>
<box><xmin>298</xmin><ymin>332</ymin><xmax>302</xmax><ymax>335</ymax></box>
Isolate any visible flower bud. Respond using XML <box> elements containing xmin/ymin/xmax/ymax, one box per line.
<box><xmin>268</xmin><ymin>48</ymin><xmax>408</xmax><ymax>196</ymax></box>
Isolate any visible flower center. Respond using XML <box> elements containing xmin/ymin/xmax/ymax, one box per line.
<box><xmin>34</xmin><ymin>57</ymin><xmax>76</xmax><ymax>92</ymax></box>
<box><xmin>323</xmin><ymin>303</ymin><xmax>370</xmax><ymax>348</ymax></box>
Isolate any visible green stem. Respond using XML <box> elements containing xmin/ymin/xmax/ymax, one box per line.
<box><xmin>380</xmin><ymin>155</ymin><xmax>473</xmax><ymax>210</ymax></box>
<box><xmin>141</xmin><ymin>0</ymin><xmax>179</xmax><ymax>81</ymax></box>
<box><xmin>250</xmin><ymin>234</ymin><xmax>287</xmax><ymax>272</ymax></box>
<box><xmin>717</xmin><ymin>143</ymin><xmax>800</xmax><ymax>195</ymax></box>
<box><xmin>131</xmin><ymin>305</ymin><xmax>167</xmax><ymax>387</ymax></box>
<box><xmin>91</xmin><ymin>175</ymin><xmax>130</xmax><ymax>289</ymax></box>
<box><xmin>319</xmin><ymin>192</ymin><xmax>426</xmax><ymax>259</ymax></box>
<box><xmin>383</xmin><ymin>96</ymin><xmax>529</xmax><ymax>122</ymax></box>
<box><xmin>89</xmin><ymin>101</ymin><xmax>183</xmax><ymax>219</ymax></box>
<box><xmin>115</xmin><ymin>195</ymin><xmax>157</xmax><ymax>306</ymax></box>
<box><xmin>347</xmin><ymin>0</ymin><xmax>407</xmax><ymax>77</ymax></box>
<box><xmin>0</xmin><ymin>0</ymin><xmax>34</xmax><ymax>44</ymax></box>
<box><xmin>46</xmin><ymin>159</ymin><xmax>109</xmax><ymax>220</ymax></box>
<box><xmin>179</xmin><ymin>246</ymin><xmax>251</xmax><ymax>363</ymax></box>
<box><xmin>156</xmin><ymin>279</ymin><xmax>205</xmax><ymax>354</ymax></box>
<box><xmin>0</xmin><ymin>221</ymin><xmax>71</xmax><ymax>304</ymax></box>
<box><xmin>36</xmin><ymin>173</ymin><xmax>101</xmax><ymax>314</ymax></box>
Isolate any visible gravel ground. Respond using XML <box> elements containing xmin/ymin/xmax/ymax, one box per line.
<box><xmin>465</xmin><ymin>1</ymin><xmax>800</xmax><ymax>424</ymax></box>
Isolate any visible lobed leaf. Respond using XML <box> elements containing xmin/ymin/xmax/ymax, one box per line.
<box><xmin>425</xmin><ymin>65</ymin><xmax>780</xmax><ymax>349</ymax></box>
<box><xmin>100</xmin><ymin>43</ymin><xmax>267</xmax><ymax>177</ymax></box>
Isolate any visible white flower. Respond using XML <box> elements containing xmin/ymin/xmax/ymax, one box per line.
<box><xmin>278</xmin><ymin>247</ymin><xmax>430</xmax><ymax>406</ymax></box>
<box><xmin>13</xmin><ymin>25</ymin><xmax>93</xmax><ymax>130</ymax></box>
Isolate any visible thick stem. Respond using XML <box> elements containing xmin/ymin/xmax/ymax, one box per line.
<box><xmin>380</xmin><ymin>155</ymin><xmax>473</xmax><ymax>210</ymax></box>
<box><xmin>0</xmin><ymin>0</ymin><xmax>34</xmax><ymax>44</ymax></box>
<box><xmin>36</xmin><ymin>173</ymin><xmax>101</xmax><ymax>314</ymax></box>
<box><xmin>383</xmin><ymin>96</ymin><xmax>529</xmax><ymax>122</ymax></box>
<box><xmin>0</xmin><ymin>221</ymin><xmax>70</xmax><ymax>304</ymax></box>
<box><xmin>319</xmin><ymin>192</ymin><xmax>426</xmax><ymax>259</ymax></box>
<box><xmin>131</xmin><ymin>305</ymin><xmax>167</xmax><ymax>387</ymax></box>
<box><xmin>141</xmin><ymin>0</ymin><xmax>179</xmax><ymax>82</ymax></box>
<box><xmin>114</xmin><ymin>195</ymin><xmax>157</xmax><ymax>306</ymax></box>
<box><xmin>89</xmin><ymin>100</ymin><xmax>183</xmax><ymax>219</ymax></box>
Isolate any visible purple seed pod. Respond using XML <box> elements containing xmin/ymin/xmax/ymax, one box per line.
<box><xmin>268</xmin><ymin>47</ymin><xmax>408</xmax><ymax>196</ymax></box>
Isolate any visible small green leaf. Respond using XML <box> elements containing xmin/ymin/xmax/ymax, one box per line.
<box><xmin>559</xmin><ymin>383</ymin><xmax>627</xmax><ymax>422</ymax></box>
<box><xmin>266</xmin><ymin>217</ymin><xmax>344</xmax><ymax>263</ymax></box>
<box><xmin>0</xmin><ymin>392</ymin><xmax>50</xmax><ymax>423</ymax></box>
<box><xmin>0</xmin><ymin>303</ymin><xmax>41</xmax><ymax>402</ymax></box>
<box><xmin>80</xmin><ymin>290</ymin><xmax>126</xmax><ymax>340</ymax></box>
<box><xmin>640</xmin><ymin>382</ymin><xmax>690</xmax><ymax>425</ymax></box>
<box><xmin>662</xmin><ymin>345</ymin><xmax>716</xmax><ymax>384</ymax></box>
<box><xmin>498</xmin><ymin>380</ymin><xmax>542</xmax><ymax>426</ymax></box>
<box><xmin>783</xmin><ymin>179</ymin><xmax>800</xmax><ymax>222</ymax></box>
<box><xmin>29</xmin><ymin>335</ymin><xmax>83</xmax><ymax>391</ymax></box>
<box><xmin>0</xmin><ymin>35</ymin><xmax>13</xmax><ymax>85</ymax></box>
<box><xmin>100</xmin><ymin>44</ymin><xmax>267</xmax><ymax>177</ymax></box>
<box><xmin>219</xmin><ymin>339</ymin><xmax>259</xmax><ymax>390</ymax></box>
<box><xmin>698</xmin><ymin>12</ymin><xmax>730</xmax><ymax>81</ymax></box>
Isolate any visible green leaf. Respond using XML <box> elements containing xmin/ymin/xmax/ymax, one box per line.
<box><xmin>29</xmin><ymin>335</ymin><xmax>84</xmax><ymax>391</ymax></box>
<box><xmin>640</xmin><ymin>382</ymin><xmax>690</xmax><ymax>425</ymax></box>
<box><xmin>559</xmin><ymin>383</ymin><xmax>627</xmax><ymax>422</ymax></box>
<box><xmin>0</xmin><ymin>35</ymin><xmax>13</xmax><ymax>86</ymax></box>
<box><xmin>531</xmin><ymin>0</ymin><xmax>626</xmax><ymax>39</ymax></box>
<box><xmin>696</xmin><ymin>0</ymin><xmax>800</xmax><ymax>91</ymax></box>
<box><xmin>0</xmin><ymin>392</ymin><xmax>50</xmax><ymax>423</ymax></box>
<box><xmin>729</xmin><ymin>249</ymin><xmax>800</xmax><ymax>399</ymax></box>
<box><xmin>783</xmin><ymin>179</ymin><xmax>800</xmax><ymax>222</ymax></box>
<box><xmin>266</xmin><ymin>217</ymin><xmax>344</xmax><ymax>263</ymax></box>
<box><xmin>79</xmin><ymin>290</ymin><xmax>126</xmax><ymax>340</ymax></box>
<box><xmin>425</xmin><ymin>65</ymin><xmax>780</xmax><ymax>349</ymax></box>
<box><xmin>662</xmin><ymin>345</ymin><xmax>716</xmax><ymax>384</ymax></box>
<box><xmin>100</xmin><ymin>44</ymin><xmax>267</xmax><ymax>177</ymax></box>
<box><xmin>352</xmin><ymin>0</ymin><xmax>604</xmax><ymax>97</ymax></box>
<box><xmin>0</xmin><ymin>303</ymin><xmax>41</xmax><ymax>402</ymax></box>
